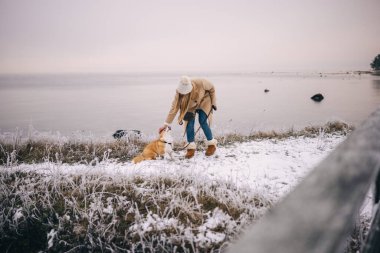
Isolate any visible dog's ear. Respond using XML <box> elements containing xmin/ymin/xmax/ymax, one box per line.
<box><xmin>159</xmin><ymin>126</ymin><xmax>171</xmax><ymax>134</ymax></box>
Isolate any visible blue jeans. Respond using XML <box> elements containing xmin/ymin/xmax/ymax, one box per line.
<box><xmin>186</xmin><ymin>109</ymin><xmax>213</xmax><ymax>142</ymax></box>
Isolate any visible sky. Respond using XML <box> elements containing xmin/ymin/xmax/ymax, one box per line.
<box><xmin>0</xmin><ymin>0</ymin><xmax>379</xmax><ymax>74</ymax></box>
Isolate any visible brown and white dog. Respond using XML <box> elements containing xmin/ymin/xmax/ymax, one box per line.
<box><xmin>132</xmin><ymin>128</ymin><xmax>174</xmax><ymax>164</ymax></box>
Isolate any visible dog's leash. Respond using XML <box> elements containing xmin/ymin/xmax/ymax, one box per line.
<box><xmin>175</xmin><ymin>107</ymin><xmax>213</xmax><ymax>151</ymax></box>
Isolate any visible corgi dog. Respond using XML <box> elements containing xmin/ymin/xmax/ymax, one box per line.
<box><xmin>132</xmin><ymin>127</ymin><xmax>174</xmax><ymax>164</ymax></box>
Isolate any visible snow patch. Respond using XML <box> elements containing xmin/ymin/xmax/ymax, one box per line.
<box><xmin>13</xmin><ymin>208</ymin><xmax>24</xmax><ymax>222</ymax></box>
<box><xmin>47</xmin><ymin>229</ymin><xmax>57</xmax><ymax>249</ymax></box>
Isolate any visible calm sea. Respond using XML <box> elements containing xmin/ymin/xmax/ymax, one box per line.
<box><xmin>1</xmin><ymin>72</ymin><xmax>380</xmax><ymax>138</ymax></box>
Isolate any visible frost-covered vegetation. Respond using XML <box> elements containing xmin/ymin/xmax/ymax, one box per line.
<box><xmin>0</xmin><ymin>121</ymin><xmax>353</xmax><ymax>165</ymax></box>
<box><xmin>0</xmin><ymin>168</ymin><xmax>271</xmax><ymax>252</ymax></box>
<box><xmin>0</xmin><ymin>121</ymin><xmax>363</xmax><ymax>252</ymax></box>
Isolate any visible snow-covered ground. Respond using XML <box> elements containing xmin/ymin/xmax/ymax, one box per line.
<box><xmin>14</xmin><ymin>134</ymin><xmax>344</xmax><ymax>201</ymax></box>
<box><xmin>11</xmin><ymin>132</ymin><xmax>374</xmax><ymax>221</ymax></box>
<box><xmin>3</xmin><ymin>133</ymin><xmax>376</xmax><ymax>252</ymax></box>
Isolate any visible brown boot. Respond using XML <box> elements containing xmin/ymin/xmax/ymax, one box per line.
<box><xmin>185</xmin><ymin>149</ymin><xmax>195</xmax><ymax>159</ymax></box>
<box><xmin>185</xmin><ymin>142</ymin><xmax>196</xmax><ymax>159</ymax></box>
<box><xmin>205</xmin><ymin>139</ymin><xmax>217</xmax><ymax>156</ymax></box>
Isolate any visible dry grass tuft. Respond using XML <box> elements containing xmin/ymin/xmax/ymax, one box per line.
<box><xmin>0</xmin><ymin>139</ymin><xmax>146</xmax><ymax>165</ymax></box>
<box><xmin>217</xmin><ymin>121</ymin><xmax>353</xmax><ymax>145</ymax></box>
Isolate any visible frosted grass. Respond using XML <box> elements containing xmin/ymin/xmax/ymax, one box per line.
<box><xmin>0</xmin><ymin>166</ymin><xmax>272</xmax><ymax>252</ymax></box>
<box><xmin>0</xmin><ymin>122</ymin><xmax>372</xmax><ymax>252</ymax></box>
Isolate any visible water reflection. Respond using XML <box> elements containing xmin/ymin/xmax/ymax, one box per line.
<box><xmin>371</xmin><ymin>78</ymin><xmax>380</xmax><ymax>100</ymax></box>
<box><xmin>372</xmin><ymin>79</ymin><xmax>380</xmax><ymax>89</ymax></box>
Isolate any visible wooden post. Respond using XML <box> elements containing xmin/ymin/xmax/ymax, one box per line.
<box><xmin>362</xmin><ymin>207</ymin><xmax>380</xmax><ymax>253</ymax></box>
<box><xmin>362</xmin><ymin>171</ymin><xmax>380</xmax><ymax>253</ymax></box>
<box><xmin>227</xmin><ymin>108</ymin><xmax>380</xmax><ymax>253</ymax></box>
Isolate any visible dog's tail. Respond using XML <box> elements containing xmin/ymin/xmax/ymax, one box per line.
<box><xmin>132</xmin><ymin>154</ymin><xmax>145</xmax><ymax>164</ymax></box>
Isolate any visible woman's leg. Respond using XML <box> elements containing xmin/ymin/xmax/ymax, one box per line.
<box><xmin>197</xmin><ymin>109</ymin><xmax>213</xmax><ymax>141</ymax></box>
<box><xmin>185</xmin><ymin>117</ymin><xmax>196</xmax><ymax>159</ymax></box>
<box><xmin>186</xmin><ymin>117</ymin><xmax>196</xmax><ymax>143</ymax></box>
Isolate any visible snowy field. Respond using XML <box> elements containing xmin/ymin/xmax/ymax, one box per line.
<box><xmin>4</xmin><ymin>132</ymin><xmax>371</xmax><ymax>252</ymax></box>
<box><xmin>9</xmin><ymin>133</ymin><xmax>345</xmax><ymax>200</ymax></box>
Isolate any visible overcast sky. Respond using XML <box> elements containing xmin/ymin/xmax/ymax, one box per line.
<box><xmin>0</xmin><ymin>0</ymin><xmax>379</xmax><ymax>74</ymax></box>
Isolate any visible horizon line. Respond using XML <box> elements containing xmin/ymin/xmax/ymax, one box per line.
<box><xmin>0</xmin><ymin>69</ymin><xmax>373</xmax><ymax>76</ymax></box>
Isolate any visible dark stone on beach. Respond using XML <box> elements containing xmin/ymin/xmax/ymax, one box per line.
<box><xmin>113</xmin><ymin>129</ymin><xmax>141</xmax><ymax>139</ymax></box>
<box><xmin>264</xmin><ymin>89</ymin><xmax>270</xmax><ymax>93</ymax></box>
<box><xmin>311</xmin><ymin>93</ymin><xmax>324</xmax><ymax>102</ymax></box>
<box><xmin>113</xmin><ymin>130</ymin><xmax>126</xmax><ymax>139</ymax></box>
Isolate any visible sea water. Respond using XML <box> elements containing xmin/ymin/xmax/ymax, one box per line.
<box><xmin>1</xmin><ymin>72</ymin><xmax>380</xmax><ymax>138</ymax></box>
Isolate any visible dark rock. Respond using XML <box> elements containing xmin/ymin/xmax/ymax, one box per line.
<box><xmin>113</xmin><ymin>129</ymin><xmax>141</xmax><ymax>140</ymax></box>
<box><xmin>113</xmin><ymin>130</ymin><xmax>125</xmax><ymax>139</ymax></box>
<box><xmin>311</xmin><ymin>93</ymin><xmax>324</xmax><ymax>102</ymax></box>
<box><xmin>264</xmin><ymin>89</ymin><xmax>270</xmax><ymax>93</ymax></box>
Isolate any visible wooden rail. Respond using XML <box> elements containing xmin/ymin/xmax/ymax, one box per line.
<box><xmin>227</xmin><ymin>108</ymin><xmax>380</xmax><ymax>253</ymax></box>
<box><xmin>361</xmin><ymin>172</ymin><xmax>380</xmax><ymax>253</ymax></box>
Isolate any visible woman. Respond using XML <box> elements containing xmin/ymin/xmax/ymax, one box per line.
<box><xmin>158</xmin><ymin>76</ymin><xmax>217</xmax><ymax>158</ymax></box>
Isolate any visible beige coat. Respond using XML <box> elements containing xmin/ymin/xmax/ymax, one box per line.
<box><xmin>165</xmin><ymin>78</ymin><xmax>216</xmax><ymax>125</ymax></box>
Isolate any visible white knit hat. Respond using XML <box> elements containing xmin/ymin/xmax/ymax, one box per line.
<box><xmin>177</xmin><ymin>76</ymin><xmax>193</xmax><ymax>94</ymax></box>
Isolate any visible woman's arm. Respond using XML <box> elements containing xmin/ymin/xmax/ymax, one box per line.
<box><xmin>203</xmin><ymin>79</ymin><xmax>216</xmax><ymax>107</ymax></box>
<box><xmin>159</xmin><ymin>92</ymin><xmax>180</xmax><ymax>132</ymax></box>
<box><xmin>165</xmin><ymin>92</ymin><xmax>180</xmax><ymax>124</ymax></box>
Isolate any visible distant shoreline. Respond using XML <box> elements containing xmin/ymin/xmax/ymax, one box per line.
<box><xmin>0</xmin><ymin>70</ymin><xmax>376</xmax><ymax>77</ymax></box>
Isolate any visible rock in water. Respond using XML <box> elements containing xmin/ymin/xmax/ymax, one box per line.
<box><xmin>311</xmin><ymin>93</ymin><xmax>324</xmax><ymax>102</ymax></box>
